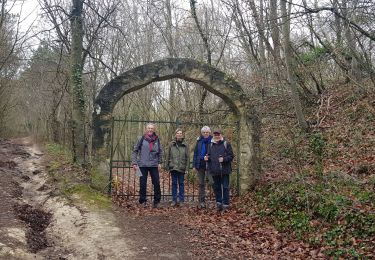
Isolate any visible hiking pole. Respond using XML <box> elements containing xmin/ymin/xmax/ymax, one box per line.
<box><xmin>219</xmin><ymin>155</ymin><xmax>223</xmax><ymax>209</ymax></box>
<box><xmin>205</xmin><ymin>155</ymin><xmax>209</xmax><ymax>203</ymax></box>
<box><xmin>205</xmin><ymin>156</ymin><xmax>209</xmax><ymax>175</ymax></box>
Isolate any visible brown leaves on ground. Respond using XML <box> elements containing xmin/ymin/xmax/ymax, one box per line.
<box><xmin>113</xmin><ymin>196</ymin><xmax>325</xmax><ymax>259</ymax></box>
<box><xmin>261</xmin><ymin>84</ymin><xmax>375</xmax><ymax>189</ymax></box>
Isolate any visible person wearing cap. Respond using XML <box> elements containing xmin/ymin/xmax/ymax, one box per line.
<box><xmin>204</xmin><ymin>128</ymin><xmax>234</xmax><ymax>212</ymax></box>
<box><xmin>192</xmin><ymin>126</ymin><xmax>213</xmax><ymax>208</ymax></box>
<box><xmin>167</xmin><ymin>128</ymin><xmax>189</xmax><ymax>206</ymax></box>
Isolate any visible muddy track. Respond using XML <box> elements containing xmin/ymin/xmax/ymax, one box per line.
<box><xmin>13</xmin><ymin>204</ymin><xmax>52</xmax><ymax>253</ymax></box>
<box><xmin>0</xmin><ymin>138</ymin><xmax>194</xmax><ymax>259</ymax></box>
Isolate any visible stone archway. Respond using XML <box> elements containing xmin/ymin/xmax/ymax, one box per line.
<box><xmin>92</xmin><ymin>58</ymin><xmax>261</xmax><ymax>191</ymax></box>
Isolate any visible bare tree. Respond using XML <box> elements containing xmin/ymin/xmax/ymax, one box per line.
<box><xmin>280</xmin><ymin>0</ymin><xmax>308</xmax><ymax>131</ymax></box>
<box><xmin>270</xmin><ymin>0</ymin><xmax>281</xmax><ymax>62</ymax></box>
<box><xmin>190</xmin><ymin>0</ymin><xmax>211</xmax><ymax>122</ymax></box>
<box><xmin>15</xmin><ymin>42</ymin><xmax>69</xmax><ymax>142</ymax></box>
<box><xmin>36</xmin><ymin>0</ymin><xmax>121</xmax><ymax>161</ymax></box>
<box><xmin>68</xmin><ymin>0</ymin><xmax>86</xmax><ymax>163</ymax></box>
<box><xmin>0</xmin><ymin>0</ymin><xmax>30</xmax><ymax>135</ymax></box>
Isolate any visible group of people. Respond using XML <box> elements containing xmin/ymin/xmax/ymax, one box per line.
<box><xmin>131</xmin><ymin>123</ymin><xmax>234</xmax><ymax>212</ymax></box>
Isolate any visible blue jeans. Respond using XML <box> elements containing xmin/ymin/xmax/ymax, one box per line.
<box><xmin>139</xmin><ymin>167</ymin><xmax>161</xmax><ymax>204</ymax></box>
<box><xmin>171</xmin><ymin>171</ymin><xmax>185</xmax><ymax>202</ymax></box>
<box><xmin>212</xmin><ymin>174</ymin><xmax>230</xmax><ymax>205</ymax></box>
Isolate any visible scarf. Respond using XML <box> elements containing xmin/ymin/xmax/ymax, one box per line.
<box><xmin>144</xmin><ymin>133</ymin><xmax>158</xmax><ymax>152</ymax></box>
<box><xmin>200</xmin><ymin>135</ymin><xmax>212</xmax><ymax>159</ymax></box>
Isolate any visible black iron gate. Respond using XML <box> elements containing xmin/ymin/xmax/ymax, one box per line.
<box><xmin>109</xmin><ymin>118</ymin><xmax>240</xmax><ymax>202</ymax></box>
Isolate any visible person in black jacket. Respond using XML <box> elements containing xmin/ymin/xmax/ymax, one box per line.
<box><xmin>204</xmin><ymin>128</ymin><xmax>234</xmax><ymax>212</ymax></box>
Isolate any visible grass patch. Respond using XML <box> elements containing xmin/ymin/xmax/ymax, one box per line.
<box><xmin>44</xmin><ymin>143</ymin><xmax>71</xmax><ymax>162</ymax></box>
<box><xmin>44</xmin><ymin>142</ymin><xmax>110</xmax><ymax>209</ymax></box>
<box><xmin>64</xmin><ymin>184</ymin><xmax>111</xmax><ymax>209</ymax></box>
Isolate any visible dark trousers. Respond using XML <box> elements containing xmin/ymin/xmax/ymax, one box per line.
<box><xmin>197</xmin><ymin>160</ymin><xmax>214</xmax><ymax>203</ymax></box>
<box><xmin>139</xmin><ymin>167</ymin><xmax>161</xmax><ymax>204</ymax></box>
<box><xmin>212</xmin><ymin>174</ymin><xmax>230</xmax><ymax>205</ymax></box>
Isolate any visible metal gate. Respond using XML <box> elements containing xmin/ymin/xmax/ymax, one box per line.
<box><xmin>109</xmin><ymin>118</ymin><xmax>240</xmax><ymax>202</ymax></box>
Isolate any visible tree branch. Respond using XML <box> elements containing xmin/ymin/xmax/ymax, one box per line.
<box><xmin>291</xmin><ymin>2</ymin><xmax>375</xmax><ymax>42</ymax></box>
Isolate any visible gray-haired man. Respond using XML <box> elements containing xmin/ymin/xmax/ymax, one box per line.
<box><xmin>192</xmin><ymin>126</ymin><xmax>214</xmax><ymax>208</ymax></box>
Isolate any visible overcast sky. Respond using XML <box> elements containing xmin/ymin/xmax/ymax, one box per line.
<box><xmin>10</xmin><ymin>0</ymin><xmax>41</xmax><ymax>33</ymax></box>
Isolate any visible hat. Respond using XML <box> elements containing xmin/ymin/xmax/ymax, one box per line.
<box><xmin>213</xmin><ymin>128</ymin><xmax>222</xmax><ymax>135</ymax></box>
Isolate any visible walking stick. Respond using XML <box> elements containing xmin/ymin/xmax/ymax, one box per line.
<box><xmin>205</xmin><ymin>156</ymin><xmax>209</xmax><ymax>200</ymax></box>
<box><xmin>219</xmin><ymin>155</ymin><xmax>223</xmax><ymax>202</ymax></box>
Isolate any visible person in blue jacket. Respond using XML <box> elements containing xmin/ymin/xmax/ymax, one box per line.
<box><xmin>204</xmin><ymin>128</ymin><xmax>234</xmax><ymax>212</ymax></box>
<box><xmin>192</xmin><ymin>126</ymin><xmax>213</xmax><ymax>208</ymax></box>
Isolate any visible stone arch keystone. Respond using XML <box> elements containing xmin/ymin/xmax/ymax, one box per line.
<box><xmin>92</xmin><ymin>58</ymin><xmax>261</xmax><ymax>191</ymax></box>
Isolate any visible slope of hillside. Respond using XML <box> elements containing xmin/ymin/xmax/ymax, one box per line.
<box><xmin>253</xmin><ymin>83</ymin><xmax>375</xmax><ymax>258</ymax></box>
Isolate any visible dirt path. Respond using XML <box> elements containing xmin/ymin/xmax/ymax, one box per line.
<box><xmin>0</xmin><ymin>138</ymin><xmax>194</xmax><ymax>259</ymax></box>
<box><xmin>1</xmin><ymin>138</ymin><xmax>318</xmax><ymax>260</ymax></box>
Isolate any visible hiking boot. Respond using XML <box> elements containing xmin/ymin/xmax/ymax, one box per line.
<box><xmin>222</xmin><ymin>204</ymin><xmax>229</xmax><ymax>212</ymax></box>
<box><xmin>171</xmin><ymin>201</ymin><xmax>177</xmax><ymax>207</ymax></box>
<box><xmin>140</xmin><ymin>202</ymin><xmax>148</xmax><ymax>208</ymax></box>
<box><xmin>198</xmin><ymin>202</ymin><xmax>206</xmax><ymax>209</ymax></box>
<box><xmin>216</xmin><ymin>202</ymin><xmax>223</xmax><ymax>212</ymax></box>
<box><xmin>152</xmin><ymin>202</ymin><xmax>160</xmax><ymax>209</ymax></box>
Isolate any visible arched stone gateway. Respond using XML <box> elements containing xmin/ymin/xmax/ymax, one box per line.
<box><xmin>92</xmin><ymin>58</ymin><xmax>261</xmax><ymax>191</ymax></box>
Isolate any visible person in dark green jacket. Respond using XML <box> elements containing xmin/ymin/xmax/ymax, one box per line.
<box><xmin>167</xmin><ymin>128</ymin><xmax>189</xmax><ymax>206</ymax></box>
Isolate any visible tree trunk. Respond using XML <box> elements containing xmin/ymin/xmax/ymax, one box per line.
<box><xmin>70</xmin><ymin>0</ymin><xmax>86</xmax><ymax>164</ymax></box>
<box><xmin>165</xmin><ymin>0</ymin><xmax>177</xmax><ymax>123</ymax></box>
<box><xmin>280</xmin><ymin>0</ymin><xmax>308</xmax><ymax>131</ymax></box>
<box><xmin>342</xmin><ymin>0</ymin><xmax>361</xmax><ymax>82</ymax></box>
<box><xmin>258</xmin><ymin>0</ymin><xmax>266</xmax><ymax>100</ymax></box>
<box><xmin>190</xmin><ymin>0</ymin><xmax>212</xmax><ymax>122</ymax></box>
<box><xmin>249</xmin><ymin>0</ymin><xmax>284</xmax><ymax>83</ymax></box>
<box><xmin>50</xmin><ymin>89</ymin><xmax>60</xmax><ymax>143</ymax></box>
<box><xmin>270</xmin><ymin>0</ymin><xmax>281</xmax><ymax>62</ymax></box>
<box><xmin>231</xmin><ymin>0</ymin><xmax>260</xmax><ymax>67</ymax></box>
<box><xmin>333</xmin><ymin>0</ymin><xmax>342</xmax><ymax>47</ymax></box>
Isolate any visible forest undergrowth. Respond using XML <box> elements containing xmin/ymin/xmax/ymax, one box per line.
<box><xmin>255</xmin><ymin>82</ymin><xmax>375</xmax><ymax>258</ymax></box>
